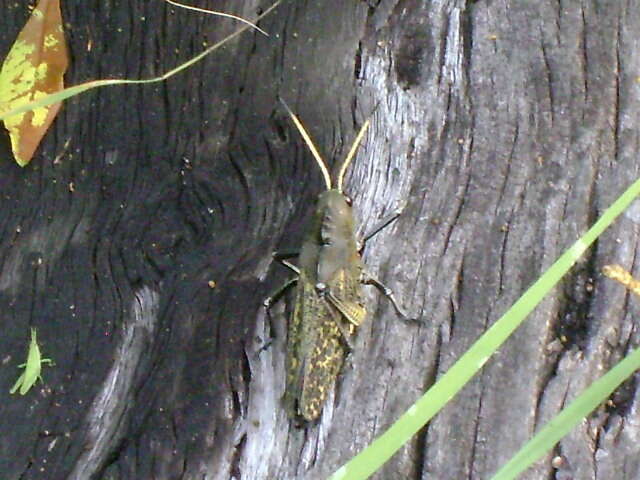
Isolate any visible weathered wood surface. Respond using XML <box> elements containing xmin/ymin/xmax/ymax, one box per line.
<box><xmin>1</xmin><ymin>0</ymin><xmax>639</xmax><ymax>479</ymax></box>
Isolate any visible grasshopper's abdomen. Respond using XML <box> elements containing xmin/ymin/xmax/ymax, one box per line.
<box><xmin>284</xmin><ymin>271</ymin><xmax>344</xmax><ymax>421</ymax></box>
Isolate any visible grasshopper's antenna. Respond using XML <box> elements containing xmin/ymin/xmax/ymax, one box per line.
<box><xmin>279</xmin><ymin>98</ymin><xmax>332</xmax><ymax>190</ymax></box>
<box><xmin>336</xmin><ymin>118</ymin><xmax>371</xmax><ymax>192</ymax></box>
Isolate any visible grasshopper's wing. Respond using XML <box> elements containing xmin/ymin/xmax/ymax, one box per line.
<box><xmin>298</xmin><ymin>269</ymin><xmax>363</xmax><ymax>421</ymax></box>
<box><xmin>298</xmin><ymin>305</ymin><xmax>345</xmax><ymax>422</ymax></box>
<box><xmin>294</xmin><ymin>269</ymin><xmax>364</xmax><ymax>421</ymax></box>
<box><xmin>326</xmin><ymin>269</ymin><xmax>366</xmax><ymax>327</ymax></box>
<box><xmin>19</xmin><ymin>374</ymin><xmax>36</xmax><ymax>395</ymax></box>
<box><xmin>326</xmin><ymin>291</ymin><xmax>366</xmax><ymax>327</ymax></box>
<box><xmin>295</xmin><ymin>269</ymin><xmax>366</xmax><ymax>421</ymax></box>
<box><xmin>284</xmin><ymin>272</ymin><xmax>322</xmax><ymax>418</ymax></box>
<box><xmin>284</xmin><ymin>271</ymin><xmax>348</xmax><ymax>422</ymax></box>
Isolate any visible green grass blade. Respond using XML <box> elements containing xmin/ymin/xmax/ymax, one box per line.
<box><xmin>329</xmin><ymin>177</ymin><xmax>640</xmax><ymax>480</ymax></box>
<box><xmin>490</xmin><ymin>345</ymin><xmax>640</xmax><ymax>480</ymax></box>
<box><xmin>0</xmin><ymin>0</ymin><xmax>280</xmax><ymax>123</ymax></box>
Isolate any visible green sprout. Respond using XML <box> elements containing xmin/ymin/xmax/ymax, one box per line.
<box><xmin>10</xmin><ymin>328</ymin><xmax>53</xmax><ymax>395</ymax></box>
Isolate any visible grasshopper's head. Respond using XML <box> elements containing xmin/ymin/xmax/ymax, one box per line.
<box><xmin>315</xmin><ymin>189</ymin><xmax>355</xmax><ymax>245</ymax></box>
<box><xmin>312</xmin><ymin>188</ymin><xmax>358</xmax><ymax>284</ymax></box>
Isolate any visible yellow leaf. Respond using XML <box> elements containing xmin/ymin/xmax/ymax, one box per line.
<box><xmin>0</xmin><ymin>0</ymin><xmax>282</xmax><ymax>128</ymax></box>
<box><xmin>0</xmin><ymin>0</ymin><xmax>68</xmax><ymax>166</ymax></box>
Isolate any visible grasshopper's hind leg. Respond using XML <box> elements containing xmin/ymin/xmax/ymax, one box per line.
<box><xmin>362</xmin><ymin>271</ymin><xmax>418</xmax><ymax>322</ymax></box>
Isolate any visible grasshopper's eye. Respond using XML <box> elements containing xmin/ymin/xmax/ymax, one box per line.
<box><xmin>344</xmin><ymin>195</ymin><xmax>353</xmax><ymax>206</ymax></box>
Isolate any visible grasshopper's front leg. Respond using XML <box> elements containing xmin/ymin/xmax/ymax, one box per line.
<box><xmin>358</xmin><ymin>209</ymin><xmax>402</xmax><ymax>253</ymax></box>
<box><xmin>260</xmin><ymin>251</ymin><xmax>301</xmax><ymax>353</ymax></box>
<box><xmin>272</xmin><ymin>250</ymin><xmax>300</xmax><ymax>273</ymax></box>
<box><xmin>357</xmin><ymin>211</ymin><xmax>418</xmax><ymax>322</ymax></box>
<box><xmin>263</xmin><ymin>250</ymin><xmax>301</xmax><ymax>309</ymax></box>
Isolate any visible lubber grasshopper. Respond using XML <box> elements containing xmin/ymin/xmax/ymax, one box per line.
<box><xmin>265</xmin><ymin>99</ymin><xmax>412</xmax><ymax>422</ymax></box>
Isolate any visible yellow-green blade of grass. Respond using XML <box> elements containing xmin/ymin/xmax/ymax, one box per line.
<box><xmin>0</xmin><ymin>0</ymin><xmax>280</xmax><ymax>123</ymax></box>
<box><xmin>490</xmin><ymin>345</ymin><xmax>640</xmax><ymax>480</ymax></box>
<box><xmin>330</xmin><ymin>177</ymin><xmax>640</xmax><ymax>480</ymax></box>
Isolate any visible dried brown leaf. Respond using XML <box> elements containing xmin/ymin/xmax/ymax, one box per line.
<box><xmin>0</xmin><ymin>0</ymin><xmax>69</xmax><ymax>166</ymax></box>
